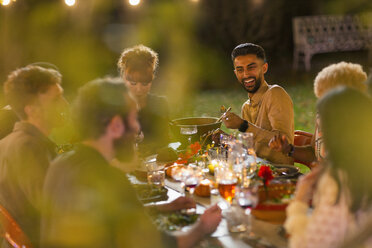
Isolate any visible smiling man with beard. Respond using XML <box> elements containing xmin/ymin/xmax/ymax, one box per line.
<box><xmin>223</xmin><ymin>43</ymin><xmax>294</xmax><ymax>164</ymax></box>
<box><xmin>41</xmin><ymin>78</ymin><xmax>221</xmax><ymax>248</ymax></box>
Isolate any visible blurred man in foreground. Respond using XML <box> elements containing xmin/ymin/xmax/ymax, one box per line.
<box><xmin>223</xmin><ymin>43</ymin><xmax>294</xmax><ymax>164</ymax></box>
<box><xmin>0</xmin><ymin>65</ymin><xmax>67</xmax><ymax>247</ymax></box>
<box><xmin>0</xmin><ymin>105</ymin><xmax>18</xmax><ymax>139</ymax></box>
<box><xmin>41</xmin><ymin>78</ymin><xmax>221</xmax><ymax>248</ymax></box>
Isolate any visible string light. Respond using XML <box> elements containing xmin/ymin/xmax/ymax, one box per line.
<box><xmin>1</xmin><ymin>0</ymin><xmax>14</xmax><ymax>6</ymax></box>
<box><xmin>64</xmin><ymin>0</ymin><xmax>76</xmax><ymax>7</ymax></box>
<box><xmin>129</xmin><ymin>0</ymin><xmax>140</xmax><ymax>6</ymax></box>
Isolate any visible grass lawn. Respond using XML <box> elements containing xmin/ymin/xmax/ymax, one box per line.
<box><xmin>178</xmin><ymin>80</ymin><xmax>317</xmax><ymax>174</ymax></box>
<box><xmin>189</xmin><ymin>81</ymin><xmax>317</xmax><ymax>134</ymax></box>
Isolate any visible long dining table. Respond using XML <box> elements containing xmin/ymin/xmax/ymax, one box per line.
<box><xmin>130</xmin><ymin>156</ymin><xmax>290</xmax><ymax>248</ymax></box>
<box><xmin>162</xmin><ymin>178</ymin><xmax>288</xmax><ymax>248</ymax></box>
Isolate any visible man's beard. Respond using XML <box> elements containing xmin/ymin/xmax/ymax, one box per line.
<box><xmin>113</xmin><ymin>128</ymin><xmax>136</xmax><ymax>163</ymax></box>
<box><xmin>240</xmin><ymin>74</ymin><xmax>262</xmax><ymax>93</ymax></box>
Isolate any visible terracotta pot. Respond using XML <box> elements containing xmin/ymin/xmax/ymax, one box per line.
<box><xmin>251</xmin><ymin>182</ymin><xmax>296</xmax><ymax>224</ymax></box>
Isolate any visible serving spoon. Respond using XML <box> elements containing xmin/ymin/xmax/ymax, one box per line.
<box><xmin>216</xmin><ymin>107</ymin><xmax>231</xmax><ymax>123</ymax></box>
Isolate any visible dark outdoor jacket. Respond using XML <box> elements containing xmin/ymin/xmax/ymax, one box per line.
<box><xmin>0</xmin><ymin>121</ymin><xmax>56</xmax><ymax>247</ymax></box>
<box><xmin>138</xmin><ymin>94</ymin><xmax>170</xmax><ymax>155</ymax></box>
<box><xmin>41</xmin><ymin>144</ymin><xmax>175</xmax><ymax>248</ymax></box>
<box><xmin>0</xmin><ymin>107</ymin><xmax>19</xmax><ymax>140</ymax></box>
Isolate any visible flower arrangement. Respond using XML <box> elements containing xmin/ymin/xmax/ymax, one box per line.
<box><xmin>257</xmin><ymin>165</ymin><xmax>274</xmax><ymax>186</ymax></box>
<box><xmin>177</xmin><ymin>141</ymin><xmax>202</xmax><ymax>164</ymax></box>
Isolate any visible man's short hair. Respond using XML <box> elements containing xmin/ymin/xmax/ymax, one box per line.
<box><xmin>314</xmin><ymin>62</ymin><xmax>367</xmax><ymax>98</ymax></box>
<box><xmin>117</xmin><ymin>44</ymin><xmax>159</xmax><ymax>76</ymax></box>
<box><xmin>231</xmin><ymin>43</ymin><xmax>266</xmax><ymax>63</ymax></box>
<box><xmin>72</xmin><ymin>77</ymin><xmax>131</xmax><ymax>140</ymax></box>
<box><xmin>3</xmin><ymin>65</ymin><xmax>62</xmax><ymax>120</ymax></box>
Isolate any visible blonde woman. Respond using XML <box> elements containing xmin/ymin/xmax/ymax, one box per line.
<box><xmin>269</xmin><ymin>62</ymin><xmax>367</xmax><ymax>167</ymax></box>
<box><xmin>285</xmin><ymin>87</ymin><xmax>372</xmax><ymax>248</ymax></box>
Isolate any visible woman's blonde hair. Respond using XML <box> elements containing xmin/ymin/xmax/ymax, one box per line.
<box><xmin>314</xmin><ymin>62</ymin><xmax>367</xmax><ymax>98</ymax></box>
<box><xmin>117</xmin><ymin>44</ymin><xmax>158</xmax><ymax>76</ymax></box>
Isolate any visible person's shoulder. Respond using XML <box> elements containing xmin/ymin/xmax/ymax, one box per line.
<box><xmin>242</xmin><ymin>98</ymin><xmax>251</xmax><ymax>108</ymax></box>
<box><xmin>267</xmin><ymin>84</ymin><xmax>290</xmax><ymax>95</ymax></box>
<box><xmin>0</xmin><ymin>107</ymin><xmax>18</xmax><ymax>122</ymax></box>
<box><xmin>266</xmin><ymin>84</ymin><xmax>292</xmax><ymax>101</ymax></box>
<box><xmin>2</xmin><ymin>130</ymin><xmax>41</xmax><ymax>152</ymax></box>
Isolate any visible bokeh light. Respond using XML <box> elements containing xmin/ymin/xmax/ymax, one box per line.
<box><xmin>1</xmin><ymin>0</ymin><xmax>11</xmax><ymax>6</ymax></box>
<box><xmin>64</xmin><ymin>0</ymin><xmax>75</xmax><ymax>7</ymax></box>
<box><xmin>129</xmin><ymin>0</ymin><xmax>140</xmax><ymax>6</ymax></box>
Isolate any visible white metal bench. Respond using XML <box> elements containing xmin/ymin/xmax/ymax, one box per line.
<box><xmin>292</xmin><ymin>15</ymin><xmax>372</xmax><ymax>71</ymax></box>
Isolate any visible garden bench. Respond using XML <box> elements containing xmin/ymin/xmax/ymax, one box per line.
<box><xmin>292</xmin><ymin>15</ymin><xmax>372</xmax><ymax>71</ymax></box>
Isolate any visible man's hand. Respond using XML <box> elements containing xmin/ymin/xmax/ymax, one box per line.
<box><xmin>222</xmin><ymin>112</ymin><xmax>244</xmax><ymax>129</ymax></box>
<box><xmin>268</xmin><ymin>134</ymin><xmax>291</xmax><ymax>154</ymax></box>
<box><xmin>176</xmin><ymin>204</ymin><xmax>222</xmax><ymax>248</ymax></box>
<box><xmin>157</xmin><ymin>196</ymin><xmax>196</xmax><ymax>212</ymax></box>
<box><xmin>198</xmin><ymin>204</ymin><xmax>222</xmax><ymax>236</ymax></box>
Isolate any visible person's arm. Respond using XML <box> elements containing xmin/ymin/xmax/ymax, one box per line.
<box><xmin>284</xmin><ymin>166</ymin><xmax>323</xmax><ymax>248</ymax></box>
<box><xmin>224</xmin><ymin>87</ymin><xmax>293</xmax><ymax>144</ymax></box>
<box><xmin>249</xmin><ymin>87</ymin><xmax>294</xmax><ymax>145</ymax></box>
<box><xmin>146</xmin><ymin>196</ymin><xmax>196</xmax><ymax>212</ymax></box>
<box><xmin>269</xmin><ymin>135</ymin><xmax>316</xmax><ymax>164</ymax></box>
<box><xmin>289</xmin><ymin>146</ymin><xmax>316</xmax><ymax>164</ymax></box>
<box><xmin>176</xmin><ymin>204</ymin><xmax>222</xmax><ymax>248</ymax></box>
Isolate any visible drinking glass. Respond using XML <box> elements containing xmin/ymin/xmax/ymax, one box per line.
<box><xmin>181</xmin><ymin>165</ymin><xmax>202</xmax><ymax>214</ymax></box>
<box><xmin>220</xmin><ymin>133</ymin><xmax>234</xmax><ymax>149</ymax></box>
<box><xmin>236</xmin><ymin>184</ymin><xmax>259</xmax><ymax>214</ymax></box>
<box><xmin>215</xmin><ymin>165</ymin><xmax>238</xmax><ymax>205</ymax></box>
<box><xmin>181</xmin><ymin>165</ymin><xmax>202</xmax><ymax>195</ymax></box>
<box><xmin>237</xmin><ymin>133</ymin><xmax>257</xmax><ymax>188</ymax></box>
<box><xmin>237</xmin><ymin>132</ymin><xmax>254</xmax><ymax>151</ymax></box>
<box><xmin>180</xmin><ymin>125</ymin><xmax>197</xmax><ymax>145</ymax></box>
<box><xmin>227</xmin><ymin>139</ymin><xmax>246</xmax><ymax>184</ymax></box>
<box><xmin>234</xmin><ymin>183</ymin><xmax>259</xmax><ymax>233</ymax></box>
<box><xmin>207</xmin><ymin>147</ymin><xmax>224</xmax><ymax>161</ymax></box>
<box><xmin>225</xmin><ymin>204</ymin><xmax>249</xmax><ymax>233</ymax></box>
<box><xmin>146</xmin><ymin>161</ymin><xmax>165</xmax><ymax>188</ymax></box>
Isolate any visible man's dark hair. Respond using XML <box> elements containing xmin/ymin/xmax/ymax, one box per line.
<box><xmin>72</xmin><ymin>77</ymin><xmax>131</xmax><ymax>140</ymax></box>
<box><xmin>231</xmin><ymin>43</ymin><xmax>266</xmax><ymax>63</ymax></box>
<box><xmin>3</xmin><ymin>65</ymin><xmax>62</xmax><ymax>120</ymax></box>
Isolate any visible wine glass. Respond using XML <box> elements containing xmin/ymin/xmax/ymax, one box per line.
<box><xmin>181</xmin><ymin>165</ymin><xmax>202</xmax><ymax>195</ymax></box>
<box><xmin>181</xmin><ymin>165</ymin><xmax>202</xmax><ymax>214</ymax></box>
<box><xmin>236</xmin><ymin>183</ymin><xmax>259</xmax><ymax>214</ymax></box>
<box><xmin>180</xmin><ymin>125</ymin><xmax>198</xmax><ymax>145</ymax></box>
<box><xmin>233</xmin><ymin>183</ymin><xmax>259</xmax><ymax>233</ymax></box>
<box><xmin>215</xmin><ymin>165</ymin><xmax>238</xmax><ymax>205</ymax></box>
